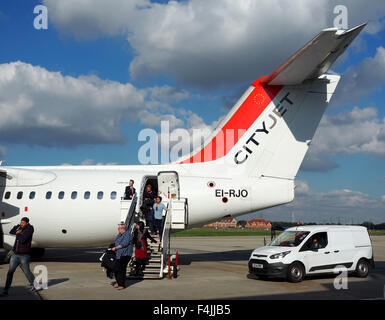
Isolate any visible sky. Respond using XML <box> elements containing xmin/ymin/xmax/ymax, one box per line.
<box><xmin>0</xmin><ymin>0</ymin><xmax>384</xmax><ymax>223</ymax></box>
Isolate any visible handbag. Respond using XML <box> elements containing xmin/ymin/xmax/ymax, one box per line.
<box><xmin>100</xmin><ymin>249</ymin><xmax>116</xmax><ymax>270</ymax></box>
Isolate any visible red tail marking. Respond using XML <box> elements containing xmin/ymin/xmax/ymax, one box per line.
<box><xmin>179</xmin><ymin>78</ymin><xmax>283</xmax><ymax>164</ymax></box>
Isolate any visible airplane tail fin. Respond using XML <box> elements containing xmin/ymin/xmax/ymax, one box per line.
<box><xmin>178</xmin><ymin>24</ymin><xmax>366</xmax><ymax>179</ymax></box>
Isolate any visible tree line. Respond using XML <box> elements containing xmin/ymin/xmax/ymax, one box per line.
<box><xmin>237</xmin><ymin>220</ymin><xmax>385</xmax><ymax>230</ymax></box>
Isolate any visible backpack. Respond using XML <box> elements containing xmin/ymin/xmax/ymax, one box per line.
<box><xmin>100</xmin><ymin>249</ymin><xmax>116</xmax><ymax>270</ymax></box>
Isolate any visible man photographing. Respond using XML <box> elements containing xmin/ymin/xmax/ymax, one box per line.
<box><xmin>1</xmin><ymin>217</ymin><xmax>36</xmax><ymax>296</ymax></box>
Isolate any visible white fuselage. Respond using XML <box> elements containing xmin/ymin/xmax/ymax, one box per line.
<box><xmin>0</xmin><ymin>164</ymin><xmax>294</xmax><ymax>249</ymax></box>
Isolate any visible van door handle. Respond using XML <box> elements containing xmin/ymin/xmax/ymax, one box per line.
<box><xmin>324</xmin><ymin>251</ymin><xmax>330</xmax><ymax>254</ymax></box>
<box><xmin>334</xmin><ymin>250</ymin><xmax>339</xmax><ymax>253</ymax></box>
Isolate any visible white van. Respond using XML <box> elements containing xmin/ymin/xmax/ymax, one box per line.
<box><xmin>248</xmin><ymin>225</ymin><xmax>374</xmax><ymax>282</ymax></box>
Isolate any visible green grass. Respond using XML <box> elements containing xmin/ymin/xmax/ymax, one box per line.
<box><xmin>170</xmin><ymin>228</ymin><xmax>274</xmax><ymax>237</ymax></box>
<box><xmin>369</xmin><ymin>231</ymin><xmax>385</xmax><ymax>236</ymax></box>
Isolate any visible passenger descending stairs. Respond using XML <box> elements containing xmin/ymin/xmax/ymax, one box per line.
<box><xmin>127</xmin><ymin>230</ymin><xmax>163</xmax><ymax>280</ymax></box>
<box><xmin>121</xmin><ymin>196</ymin><xmax>188</xmax><ymax>280</ymax></box>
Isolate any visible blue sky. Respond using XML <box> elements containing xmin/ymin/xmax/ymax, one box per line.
<box><xmin>0</xmin><ymin>0</ymin><xmax>384</xmax><ymax>223</ymax></box>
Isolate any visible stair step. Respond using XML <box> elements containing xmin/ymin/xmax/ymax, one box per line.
<box><xmin>127</xmin><ymin>275</ymin><xmax>162</xmax><ymax>280</ymax></box>
<box><xmin>128</xmin><ymin>270</ymin><xmax>160</xmax><ymax>275</ymax></box>
<box><xmin>146</xmin><ymin>263</ymin><xmax>162</xmax><ymax>267</ymax></box>
<box><xmin>129</xmin><ymin>264</ymin><xmax>161</xmax><ymax>269</ymax></box>
<box><xmin>132</xmin><ymin>258</ymin><xmax>161</xmax><ymax>262</ymax></box>
<box><xmin>143</xmin><ymin>264</ymin><xmax>161</xmax><ymax>268</ymax></box>
<box><xmin>143</xmin><ymin>270</ymin><xmax>161</xmax><ymax>274</ymax></box>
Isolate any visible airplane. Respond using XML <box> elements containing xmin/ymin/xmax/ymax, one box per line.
<box><xmin>0</xmin><ymin>23</ymin><xmax>366</xmax><ymax>261</ymax></box>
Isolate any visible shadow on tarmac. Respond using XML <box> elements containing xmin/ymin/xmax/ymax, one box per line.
<box><xmin>47</xmin><ymin>278</ymin><xmax>70</xmax><ymax>287</ymax></box>
<box><xmin>178</xmin><ymin>249</ymin><xmax>253</xmax><ymax>265</ymax></box>
<box><xmin>0</xmin><ymin>286</ymin><xmax>41</xmax><ymax>300</ymax></box>
<box><xmin>3</xmin><ymin>248</ymin><xmax>253</xmax><ymax>265</ymax></box>
<box><xmin>229</xmin><ymin>274</ymin><xmax>385</xmax><ymax>300</ymax></box>
<box><xmin>241</xmin><ymin>261</ymin><xmax>385</xmax><ymax>300</ymax></box>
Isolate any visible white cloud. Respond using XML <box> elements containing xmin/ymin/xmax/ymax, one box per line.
<box><xmin>152</xmin><ymin>110</ymin><xmax>223</xmax><ymax>163</ymax></box>
<box><xmin>148</xmin><ymin>86</ymin><xmax>189</xmax><ymax>103</ymax></box>
<box><xmin>44</xmin><ymin>0</ymin><xmax>149</xmax><ymax>39</ymax></box>
<box><xmin>126</xmin><ymin>0</ymin><xmax>327</xmax><ymax>88</ymax></box>
<box><xmin>313</xmin><ymin>107</ymin><xmax>385</xmax><ymax>156</ymax></box>
<box><xmin>139</xmin><ymin>110</ymin><xmax>185</xmax><ymax>130</ymax></box>
<box><xmin>244</xmin><ymin>181</ymin><xmax>385</xmax><ymax>224</ymax></box>
<box><xmin>43</xmin><ymin>0</ymin><xmax>385</xmax><ymax>89</ymax></box>
<box><xmin>61</xmin><ymin>158</ymin><xmax>118</xmax><ymax>166</ymax></box>
<box><xmin>0</xmin><ymin>62</ymin><xmax>146</xmax><ymax>146</ymax></box>
<box><xmin>80</xmin><ymin>158</ymin><xmax>118</xmax><ymax>166</ymax></box>
<box><xmin>332</xmin><ymin>47</ymin><xmax>385</xmax><ymax>107</ymax></box>
<box><xmin>301</xmin><ymin>154</ymin><xmax>339</xmax><ymax>172</ymax></box>
<box><xmin>0</xmin><ymin>61</ymin><xmax>195</xmax><ymax>147</ymax></box>
<box><xmin>294</xmin><ymin>180</ymin><xmax>311</xmax><ymax>196</ymax></box>
<box><xmin>301</xmin><ymin>106</ymin><xmax>385</xmax><ymax>172</ymax></box>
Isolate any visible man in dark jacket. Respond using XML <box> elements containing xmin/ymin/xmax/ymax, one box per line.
<box><xmin>124</xmin><ymin>179</ymin><xmax>136</xmax><ymax>200</ymax></box>
<box><xmin>1</xmin><ymin>217</ymin><xmax>36</xmax><ymax>296</ymax></box>
<box><xmin>142</xmin><ymin>184</ymin><xmax>155</xmax><ymax>233</ymax></box>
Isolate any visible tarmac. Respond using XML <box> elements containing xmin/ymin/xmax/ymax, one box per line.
<box><xmin>0</xmin><ymin>235</ymin><xmax>384</xmax><ymax>300</ymax></box>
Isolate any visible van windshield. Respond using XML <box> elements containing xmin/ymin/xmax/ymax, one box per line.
<box><xmin>269</xmin><ymin>231</ymin><xmax>310</xmax><ymax>247</ymax></box>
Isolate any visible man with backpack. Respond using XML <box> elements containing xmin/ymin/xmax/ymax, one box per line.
<box><xmin>111</xmin><ymin>223</ymin><xmax>133</xmax><ymax>290</ymax></box>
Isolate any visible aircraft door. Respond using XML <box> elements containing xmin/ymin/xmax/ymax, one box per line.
<box><xmin>157</xmin><ymin>171</ymin><xmax>180</xmax><ymax>200</ymax></box>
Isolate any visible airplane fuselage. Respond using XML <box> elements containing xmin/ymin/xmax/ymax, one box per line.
<box><xmin>0</xmin><ymin>164</ymin><xmax>294</xmax><ymax>249</ymax></box>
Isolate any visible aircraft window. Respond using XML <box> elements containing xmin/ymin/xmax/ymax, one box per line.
<box><xmin>97</xmin><ymin>191</ymin><xmax>104</xmax><ymax>200</ymax></box>
<box><xmin>71</xmin><ymin>191</ymin><xmax>77</xmax><ymax>200</ymax></box>
<box><xmin>29</xmin><ymin>192</ymin><xmax>36</xmax><ymax>200</ymax></box>
<box><xmin>46</xmin><ymin>191</ymin><xmax>52</xmax><ymax>199</ymax></box>
<box><xmin>17</xmin><ymin>191</ymin><xmax>23</xmax><ymax>200</ymax></box>
<box><xmin>84</xmin><ymin>191</ymin><xmax>90</xmax><ymax>199</ymax></box>
<box><xmin>58</xmin><ymin>191</ymin><xmax>65</xmax><ymax>200</ymax></box>
<box><xmin>110</xmin><ymin>191</ymin><xmax>117</xmax><ymax>200</ymax></box>
<box><xmin>4</xmin><ymin>191</ymin><xmax>11</xmax><ymax>200</ymax></box>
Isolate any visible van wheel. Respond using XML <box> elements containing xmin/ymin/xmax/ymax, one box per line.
<box><xmin>355</xmin><ymin>259</ymin><xmax>370</xmax><ymax>278</ymax></box>
<box><xmin>287</xmin><ymin>262</ymin><xmax>305</xmax><ymax>283</ymax></box>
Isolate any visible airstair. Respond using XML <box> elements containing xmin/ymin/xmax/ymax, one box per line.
<box><xmin>121</xmin><ymin>195</ymin><xmax>188</xmax><ymax>280</ymax></box>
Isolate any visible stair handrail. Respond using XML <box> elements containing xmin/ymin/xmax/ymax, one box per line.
<box><xmin>160</xmin><ymin>199</ymin><xmax>172</xmax><ymax>278</ymax></box>
<box><xmin>125</xmin><ymin>193</ymin><xmax>137</xmax><ymax>234</ymax></box>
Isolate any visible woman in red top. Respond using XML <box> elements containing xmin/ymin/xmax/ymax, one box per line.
<box><xmin>133</xmin><ymin>221</ymin><xmax>159</xmax><ymax>275</ymax></box>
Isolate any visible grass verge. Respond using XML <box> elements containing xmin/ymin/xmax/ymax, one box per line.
<box><xmin>170</xmin><ymin>228</ymin><xmax>273</xmax><ymax>237</ymax></box>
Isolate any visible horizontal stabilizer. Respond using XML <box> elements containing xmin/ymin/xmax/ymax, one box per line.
<box><xmin>262</xmin><ymin>23</ymin><xmax>367</xmax><ymax>85</ymax></box>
